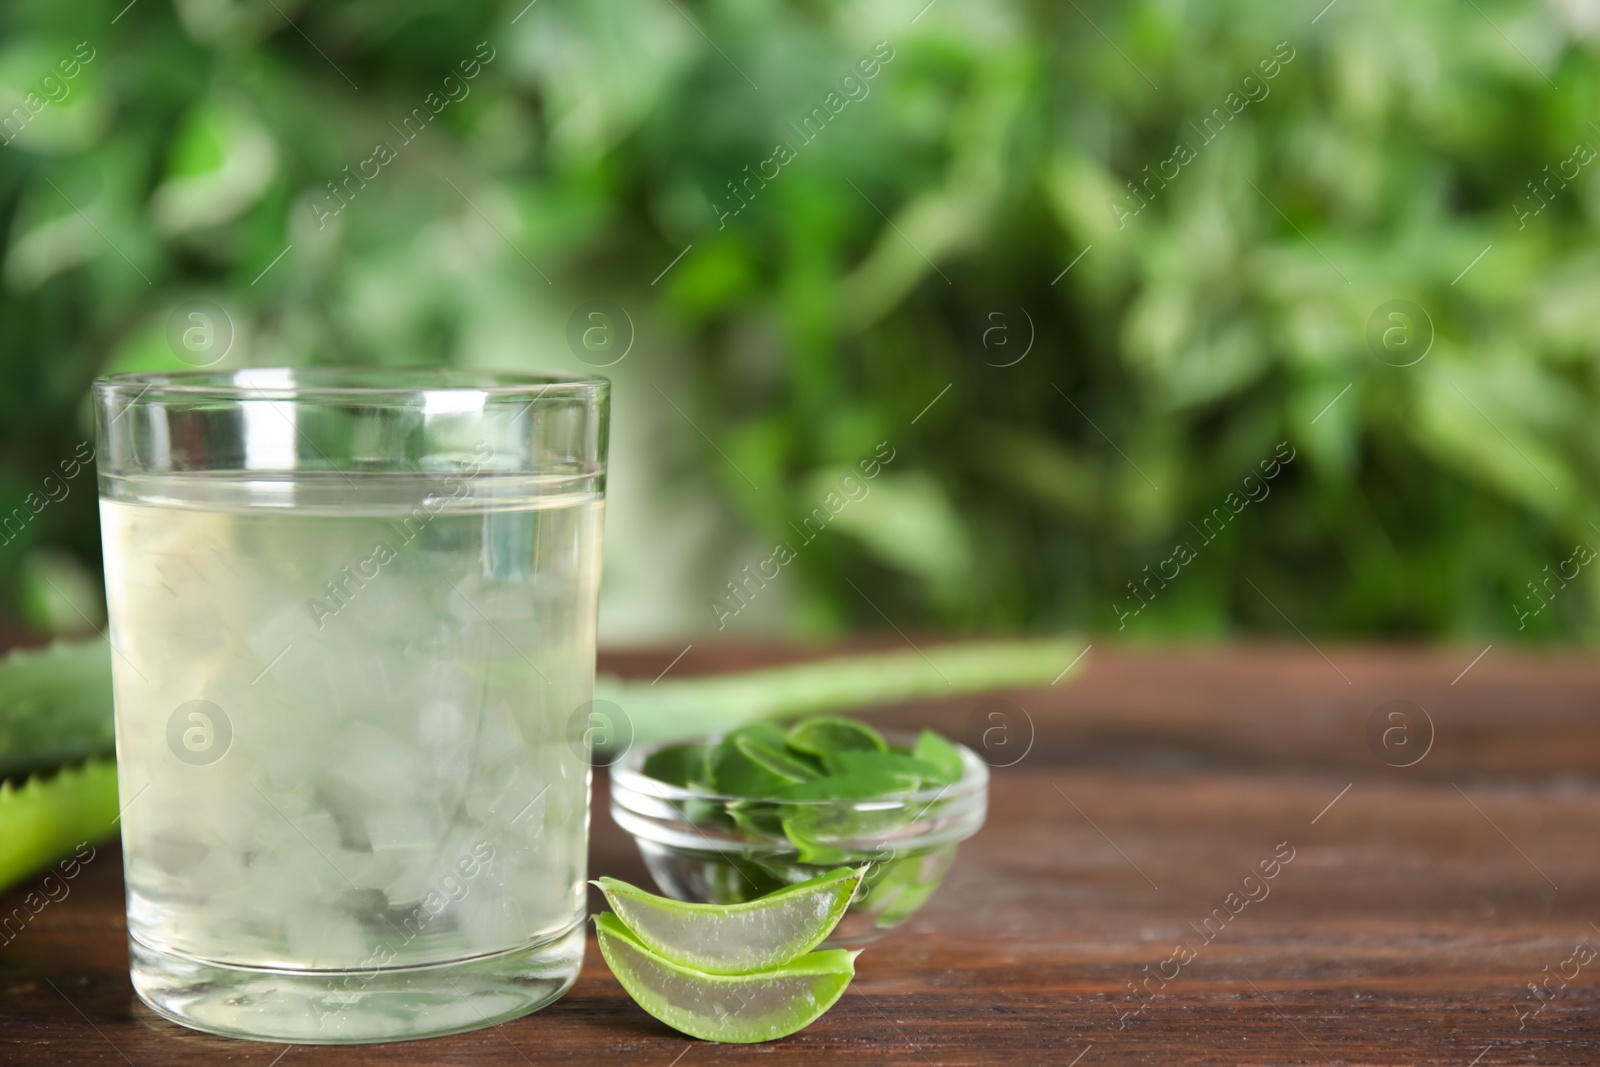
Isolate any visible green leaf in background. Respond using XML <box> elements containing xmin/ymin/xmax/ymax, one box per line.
<box><xmin>0</xmin><ymin>1</ymin><xmax>1592</xmax><ymax>643</ymax></box>
<box><xmin>16</xmin><ymin>548</ymin><xmax>103</xmax><ymax>637</ymax></box>
<box><xmin>0</xmin><ymin>38</ymin><xmax>109</xmax><ymax>157</ymax></box>
<box><xmin>149</xmin><ymin>99</ymin><xmax>278</xmax><ymax>236</ymax></box>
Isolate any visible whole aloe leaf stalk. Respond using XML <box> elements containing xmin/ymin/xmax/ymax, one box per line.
<box><xmin>0</xmin><ymin>640</ymin><xmax>115</xmax><ymax>781</ymax></box>
<box><xmin>597</xmin><ymin>636</ymin><xmax>1083</xmax><ymax>750</ymax></box>
<box><xmin>0</xmin><ymin>759</ymin><xmax>119</xmax><ymax>892</ymax></box>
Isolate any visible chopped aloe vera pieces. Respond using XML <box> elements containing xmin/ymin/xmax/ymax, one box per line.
<box><xmin>636</xmin><ymin>717</ymin><xmax>971</xmax><ymax>890</ymax></box>
<box><xmin>642</xmin><ymin>743</ymin><xmax>713</xmax><ymax>789</ymax></box>
<box><xmin>711</xmin><ymin>724</ymin><xmax>796</xmax><ymax>796</ymax></box>
<box><xmin>640</xmin><ymin>720</ymin><xmax>965</xmax><ymax>805</ymax></box>
<box><xmin>785</xmin><ymin>716</ymin><xmax>887</xmax><ymax>757</ymax></box>
<box><xmin>698</xmin><ymin>855</ymin><xmax>803</xmax><ymax>904</ymax></box>
<box><xmin>735</xmin><ymin>722</ymin><xmax>790</xmax><ymax>747</ymax></box>
<box><xmin>735</xmin><ymin>736</ymin><xmax>821</xmax><ymax>783</ymax></box>
<box><xmin>776</xmin><ymin>772</ymin><xmax>919</xmax><ymax>800</ymax></box>
<box><xmin>713</xmin><ymin>758</ymin><xmax>796</xmax><ymax>798</ymax></box>
<box><xmin>594</xmin><ymin>912</ymin><xmax>858</xmax><ymax>1043</ymax></box>
<box><xmin>591</xmin><ymin>866</ymin><xmax>863</xmax><ymax>974</ymax></box>
<box><xmin>819</xmin><ymin>749</ymin><xmax>954</xmax><ymax>788</ymax></box>
<box><xmin>727</xmin><ymin>798</ymin><xmax>788</xmax><ymax>837</ymax></box>
<box><xmin>781</xmin><ymin>796</ymin><xmax>927</xmax><ymax>863</ymax></box>
<box><xmin>780</xmin><ymin>817</ymin><xmax>853</xmax><ymax>864</ymax></box>
<box><xmin>876</xmin><ymin>876</ymin><xmax>942</xmax><ymax>927</ymax></box>
<box><xmin>912</xmin><ymin>729</ymin><xmax>965</xmax><ymax>782</ymax></box>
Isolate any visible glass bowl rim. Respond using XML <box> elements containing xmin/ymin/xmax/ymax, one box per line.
<box><xmin>611</xmin><ymin>728</ymin><xmax>990</xmax><ymax>809</ymax></box>
<box><xmin>93</xmin><ymin>366</ymin><xmax>609</xmax><ymax>400</ymax></box>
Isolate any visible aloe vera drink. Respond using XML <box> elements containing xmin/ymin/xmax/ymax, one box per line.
<box><xmin>94</xmin><ymin>366</ymin><xmax>609</xmax><ymax>1043</ymax></box>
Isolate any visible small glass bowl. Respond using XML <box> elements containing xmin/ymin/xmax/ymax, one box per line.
<box><xmin>609</xmin><ymin>730</ymin><xmax>988</xmax><ymax>947</ymax></box>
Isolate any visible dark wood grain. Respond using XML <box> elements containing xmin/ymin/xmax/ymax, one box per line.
<box><xmin>3</xmin><ymin>643</ymin><xmax>1597</xmax><ymax>1065</ymax></box>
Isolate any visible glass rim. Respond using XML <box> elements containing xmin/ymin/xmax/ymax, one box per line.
<box><xmin>93</xmin><ymin>366</ymin><xmax>609</xmax><ymax>401</ymax></box>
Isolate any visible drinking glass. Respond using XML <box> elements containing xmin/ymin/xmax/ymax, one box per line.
<box><xmin>93</xmin><ymin>368</ymin><xmax>608</xmax><ymax>1043</ymax></box>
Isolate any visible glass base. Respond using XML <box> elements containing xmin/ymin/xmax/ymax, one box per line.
<box><xmin>129</xmin><ymin>920</ymin><xmax>585</xmax><ymax>1044</ymax></box>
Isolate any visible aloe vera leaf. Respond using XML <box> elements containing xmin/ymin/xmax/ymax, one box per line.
<box><xmin>819</xmin><ymin>749</ymin><xmax>953</xmax><ymax>787</ymax></box>
<box><xmin>593</xmin><ymin>912</ymin><xmax>859</xmax><ymax>1043</ymax></box>
<box><xmin>726</xmin><ymin>798</ymin><xmax>788</xmax><ymax>837</ymax></box>
<box><xmin>785</xmin><ymin>716</ymin><xmax>887</xmax><ymax>756</ymax></box>
<box><xmin>735</xmin><ymin>737</ymin><xmax>821</xmax><ymax>782</ymax></box>
<box><xmin>641</xmin><ymin>742</ymin><xmax>713</xmax><ymax>788</ymax></box>
<box><xmin>710</xmin><ymin>724</ymin><xmax>795</xmax><ymax>797</ymax></box>
<box><xmin>871</xmin><ymin>851</ymin><xmax>954</xmax><ymax>926</ymax></box>
<box><xmin>0</xmin><ymin>640</ymin><xmax>115</xmax><ymax>781</ymax></box>
<box><xmin>0</xmin><ymin>759</ymin><xmax>120</xmax><ymax>893</ymax></box>
<box><xmin>912</xmin><ymin>729</ymin><xmax>965</xmax><ymax>781</ymax></box>
<box><xmin>597</xmin><ymin>636</ymin><xmax>1086</xmax><ymax>750</ymax></box>
<box><xmin>591</xmin><ymin>867</ymin><xmax>862</xmax><ymax>974</ymax></box>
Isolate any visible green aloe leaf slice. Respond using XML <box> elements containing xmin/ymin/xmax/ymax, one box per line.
<box><xmin>641</xmin><ymin>743</ymin><xmax>713</xmax><ymax>789</ymax></box>
<box><xmin>784</xmin><ymin>716</ymin><xmax>887</xmax><ymax>757</ymax></box>
<box><xmin>710</xmin><ymin>724</ymin><xmax>797</xmax><ymax>796</ymax></box>
<box><xmin>735</xmin><ymin>736</ymin><xmax>821</xmax><ymax>782</ymax></box>
<box><xmin>591</xmin><ymin>866</ymin><xmax>863</xmax><ymax>974</ymax></box>
<box><xmin>776</xmin><ymin>771</ymin><xmax>918</xmax><ymax>800</ymax></box>
<box><xmin>819</xmin><ymin>749</ymin><xmax>954</xmax><ymax>788</ymax></box>
<box><xmin>594</xmin><ymin>912</ymin><xmax>858</xmax><ymax>1043</ymax></box>
<box><xmin>912</xmin><ymin>729</ymin><xmax>965</xmax><ymax>782</ymax></box>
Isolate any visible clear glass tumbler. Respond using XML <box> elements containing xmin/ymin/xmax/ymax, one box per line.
<box><xmin>93</xmin><ymin>368</ymin><xmax>608</xmax><ymax>1043</ymax></box>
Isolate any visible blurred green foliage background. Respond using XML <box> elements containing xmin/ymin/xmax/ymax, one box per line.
<box><xmin>0</xmin><ymin>0</ymin><xmax>1596</xmax><ymax>644</ymax></box>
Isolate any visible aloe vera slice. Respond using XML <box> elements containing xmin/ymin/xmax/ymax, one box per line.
<box><xmin>819</xmin><ymin>749</ymin><xmax>954</xmax><ymax>788</ymax></box>
<box><xmin>912</xmin><ymin>729</ymin><xmax>965</xmax><ymax>782</ymax></box>
<box><xmin>593</xmin><ymin>912</ymin><xmax>858</xmax><ymax>1043</ymax></box>
<box><xmin>710</xmin><ymin>724</ymin><xmax>796</xmax><ymax>797</ymax></box>
<box><xmin>785</xmin><ymin>716</ymin><xmax>886</xmax><ymax>757</ymax></box>
<box><xmin>853</xmin><ymin>849</ymin><xmax>958</xmax><ymax>928</ymax></box>
<box><xmin>592</xmin><ymin>867</ymin><xmax>862</xmax><ymax>975</ymax></box>
<box><xmin>735</xmin><ymin>736</ymin><xmax>821</xmax><ymax>783</ymax></box>
<box><xmin>0</xmin><ymin>759</ymin><xmax>119</xmax><ymax>891</ymax></box>
<box><xmin>642</xmin><ymin>743</ymin><xmax>712</xmax><ymax>789</ymax></box>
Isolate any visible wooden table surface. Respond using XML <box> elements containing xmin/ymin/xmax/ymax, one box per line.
<box><xmin>3</xmin><ymin>642</ymin><xmax>1598</xmax><ymax>1065</ymax></box>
